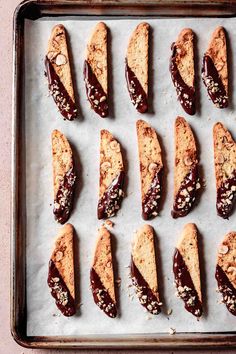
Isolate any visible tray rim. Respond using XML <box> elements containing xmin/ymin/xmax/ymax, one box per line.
<box><xmin>11</xmin><ymin>0</ymin><xmax>236</xmax><ymax>349</ymax></box>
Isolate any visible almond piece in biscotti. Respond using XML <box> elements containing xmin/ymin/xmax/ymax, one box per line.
<box><xmin>52</xmin><ymin>130</ymin><xmax>76</xmax><ymax>224</ymax></box>
<box><xmin>90</xmin><ymin>226</ymin><xmax>117</xmax><ymax>318</ymax></box>
<box><xmin>136</xmin><ymin>120</ymin><xmax>163</xmax><ymax>220</ymax></box>
<box><xmin>97</xmin><ymin>130</ymin><xmax>125</xmax><ymax>219</ymax></box>
<box><xmin>125</xmin><ymin>22</ymin><xmax>149</xmax><ymax>113</ymax></box>
<box><xmin>131</xmin><ymin>224</ymin><xmax>162</xmax><ymax>315</ymax></box>
<box><xmin>48</xmin><ymin>223</ymin><xmax>76</xmax><ymax>316</ymax></box>
<box><xmin>202</xmin><ymin>26</ymin><xmax>228</xmax><ymax>108</ymax></box>
<box><xmin>173</xmin><ymin>223</ymin><xmax>202</xmax><ymax>318</ymax></box>
<box><xmin>170</xmin><ymin>28</ymin><xmax>196</xmax><ymax>115</ymax></box>
<box><xmin>171</xmin><ymin>116</ymin><xmax>200</xmax><ymax>218</ymax></box>
<box><xmin>216</xmin><ymin>231</ymin><xmax>236</xmax><ymax>316</ymax></box>
<box><xmin>45</xmin><ymin>24</ymin><xmax>77</xmax><ymax>120</ymax></box>
<box><xmin>213</xmin><ymin>122</ymin><xmax>236</xmax><ymax>219</ymax></box>
<box><xmin>84</xmin><ymin>22</ymin><xmax>108</xmax><ymax>118</ymax></box>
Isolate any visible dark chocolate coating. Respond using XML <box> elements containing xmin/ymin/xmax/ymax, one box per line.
<box><xmin>125</xmin><ymin>60</ymin><xmax>148</xmax><ymax>113</ymax></box>
<box><xmin>53</xmin><ymin>167</ymin><xmax>76</xmax><ymax>224</ymax></box>
<box><xmin>90</xmin><ymin>267</ymin><xmax>117</xmax><ymax>318</ymax></box>
<box><xmin>173</xmin><ymin>248</ymin><xmax>202</xmax><ymax>318</ymax></box>
<box><xmin>83</xmin><ymin>60</ymin><xmax>108</xmax><ymax>118</ymax></box>
<box><xmin>202</xmin><ymin>54</ymin><xmax>228</xmax><ymax>108</ymax></box>
<box><xmin>216</xmin><ymin>171</ymin><xmax>236</xmax><ymax>219</ymax></box>
<box><xmin>45</xmin><ymin>56</ymin><xmax>77</xmax><ymax>120</ymax></box>
<box><xmin>142</xmin><ymin>168</ymin><xmax>163</xmax><ymax>220</ymax></box>
<box><xmin>215</xmin><ymin>264</ymin><xmax>236</xmax><ymax>316</ymax></box>
<box><xmin>170</xmin><ymin>43</ymin><xmax>196</xmax><ymax>115</ymax></box>
<box><xmin>130</xmin><ymin>256</ymin><xmax>161</xmax><ymax>315</ymax></box>
<box><xmin>48</xmin><ymin>260</ymin><xmax>76</xmax><ymax>317</ymax></box>
<box><xmin>172</xmin><ymin>166</ymin><xmax>198</xmax><ymax>218</ymax></box>
<box><xmin>98</xmin><ymin>171</ymin><xmax>124</xmax><ymax>219</ymax></box>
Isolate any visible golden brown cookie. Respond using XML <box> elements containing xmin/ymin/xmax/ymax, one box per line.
<box><xmin>52</xmin><ymin>129</ymin><xmax>76</xmax><ymax>224</ymax></box>
<box><xmin>173</xmin><ymin>223</ymin><xmax>202</xmax><ymax>318</ymax></box>
<box><xmin>90</xmin><ymin>226</ymin><xmax>117</xmax><ymax>318</ymax></box>
<box><xmin>172</xmin><ymin>117</ymin><xmax>200</xmax><ymax>218</ymax></box>
<box><xmin>97</xmin><ymin>130</ymin><xmax>125</xmax><ymax>219</ymax></box>
<box><xmin>45</xmin><ymin>24</ymin><xmax>77</xmax><ymax>120</ymax></box>
<box><xmin>48</xmin><ymin>223</ymin><xmax>76</xmax><ymax>316</ymax></box>
<box><xmin>170</xmin><ymin>28</ymin><xmax>196</xmax><ymax>115</ymax></box>
<box><xmin>125</xmin><ymin>22</ymin><xmax>149</xmax><ymax>113</ymax></box>
<box><xmin>131</xmin><ymin>224</ymin><xmax>161</xmax><ymax>315</ymax></box>
<box><xmin>213</xmin><ymin>122</ymin><xmax>236</xmax><ymax>218</ymax></box>
<box><xmin>216</xmin><ymin>231</ymin><xmax>236</xmax><ymax>316</ymax></box>
<box><xmin>136</xmin><ymin>120</ymin><xmax>163</xmax><ymax>220</ymax></box>
<box><xmin>202</xmin><ymin>26</ymin><xmax>228</xmax><ymax>108</ymax></box>
<box><xmin>84</xmin><ymin>22</ymin><xmax>108</xmax><ymax>117</ymax></box>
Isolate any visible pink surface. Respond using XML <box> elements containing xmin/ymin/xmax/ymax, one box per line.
<box><xmin>0</xmin><ymin>0</ymin><xmax>234</xmax><ymax>352</ymax></box>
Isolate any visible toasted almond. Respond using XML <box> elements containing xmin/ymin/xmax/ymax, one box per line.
<box><xmin>227</xmin><ymin>266</ymin><xmax>236</xmax><ymax>274</ymax></box>
<box><xmin>148</xmin><ymin>162</ymin><xmax>158</xmax><ymax>173</ymax></box>
<box><xmin>55</xmin><ymin>53</ymin><xmax>67</xmax><ymax>66</ymax></box>
<box><xmin>101</xmin><ymin>161</ymin><xmax>111</xmax><ymax>170</ymax></box>
<box><xmin>110</xmin><ymin>140</ymin><xmax>119</xmax><ymax>151</ymax></box>
<box><xmin>55</xmin><ymin>251</ymin><xmax>63</xmax><ymax>261</ymax></box>
<box><xmin>184</xmin><ymin>156</ymin><xmax>193</xmax><ymax>166</ymax></box>
<box><xmin>218</xmin><ymin>244</ymin><xmax>229</xmax><ymax>255</ymax></box>
<box><xmin>47</xmin><ymin>51</ymin><xmax>59</xmax><ymax>61</ymax></box>
<box><xmin>216</xmin><ymin>153</ymin><xmax>225</xmax><ymax>164</ymax></box>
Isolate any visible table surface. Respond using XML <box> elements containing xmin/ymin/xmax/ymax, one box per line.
<box><xmin>0</xmin><ymin>0</ymin><xmax>235</xmax><ymax>353</ymax></box>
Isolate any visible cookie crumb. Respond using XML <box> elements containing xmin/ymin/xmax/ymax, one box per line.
<box><xmin>168</xmin><ymin>327</ymin><xmax>176</xmax><ymax>335</ymax></box>
<box><xmin>167</xmin><ymin>308</ymin><xmax>173</xmax><ymax>316</ymax></box>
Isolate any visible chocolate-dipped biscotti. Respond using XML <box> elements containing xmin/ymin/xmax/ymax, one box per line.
<box><xmin>136</xmin><ymin>120</ymin><xmax>163</xmax><ymax>220</ymax></box>
<box><xmin>172</xmin><ymin>117</ymin><xmax>200</xmax><ymax>218</ymax></box>
<box><xmin>125</xmin><ymin>22</ymin><xmax>149</xmax><ymax>113</ymax></box>
<box><xmin>173</xmin><ymin>223</ymin><xmax>203</xmax><ymax>318</ymax></box>
<box><xmin>216</xmin><ymin>231</ymin><xmax>236</xmax><ymax>316</ymax></box>
<box><xmin>97</xmin><ymin>130</ymin><xmax>125</xmax><ymax>219</ymax></box>
<box><xmin>90</xmin><ymin>226</ymin><xmax>117</xmax><ymax>318</ymax></box>
<box><xmin>52</xmin><ymin>130</ymin><xmax>76</xmax><ymax>224</ymax></box>
<box><xmin>84</xmin><ymin>22</ymin><xmax>108</xmax><ymax>118</ymax></box>
<box><xmin>48</xmin><ymin>224</ymin><xmax>76</xmax><ymax>316</ymax></box>
<box><xmin>45</xmin><ymin>24</ymin><xmax>77</xmax><ymax>120</ymax></box>
<box><xmin>202</xmin><ymin>26</ymin><xmax>228</xmax><ymax>108</ymax></box>
<box><xmin>170</xmin><ymin>28</ymin><xmax>196</xmax><ymax>115</ymax></box>
<box><xmin>131</xmin><ymin>225</ymin><xmax>162</xmax><ymax>315</ymax></box>
<box><xmin>213</xmin><ymin>122</ymin><xmax>236</xmax><ymax>219</ymax></box>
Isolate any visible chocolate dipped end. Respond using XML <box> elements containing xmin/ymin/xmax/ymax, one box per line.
<box><xmin>170</xmin><ymin>44</ymin><xmax>196</xmax><ymax>116</ymax></box>
<box><xmin>130</xmin><ymin>256</ymin><xmax>161</xmax><ymax>315</ymax></box>
<box><xmin>202</xmin><ymin>55</ymin><xmax>228</xmax><ymax>108</ymax></box>
<box><xmin>125</xmin><ymin>60</ymin><xmax>148</xmax><ymax>113</ymax></box>
<box><xmin>142</xmin><ymin>168</ymin><xmax>163</xmax><ymax>220</ymax></box>
<box><xmin>173</xmin><ymin>248</ymin><xmax>202</xmax><ymax>318</ymax></box>
<box><xmin>48</xmin><ymin>260</ymin><xmax>76</xmax><ymax>316</ymax></box>
<box><xmin>172</xmin><ymin>165</ymin><xmax>199</xmax><ymax>219</ymax></box>
<box><xmin>215</xmin><ymin>264</ymin><xmax>236</xmax><ymax>316</ymax></box>
<box><xmin>53</xmin><ymin>167</ymin><xmax>76</xmax><ymax>224</ymax></box>
<box><xmin>98</xmin><ymin>171</ymin><xmax>125</xmax><ymax>219</ymax></box>
<box><xmin>45</xmin><ymin>56</ymin><xmax>77</xmax><ymax>120</ymax></box>
<box><xmin>83</xmin><ymin>60</ymin><xmax>108</xmax><ymax>118</ymax></box>
<box><xmin>216</xmin><ymin>172</ymin><xmax>236</xmax><ymax>219</ymax></box>
<box><xmin>90</xmin><ymin>267</ymin><xmax>117</xmax><ymax>318</ymax></box>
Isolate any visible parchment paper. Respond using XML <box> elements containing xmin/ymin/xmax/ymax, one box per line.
<box><xmin>24</xmin><ymin>17</ymin><xmax>236</xmax><ymax>336</ymax></box>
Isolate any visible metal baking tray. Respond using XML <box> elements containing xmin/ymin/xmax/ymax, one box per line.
<box><xmin>12</xmin><ymin>0</ymin><xmax>236</xmax><ymax>349</ymax></box>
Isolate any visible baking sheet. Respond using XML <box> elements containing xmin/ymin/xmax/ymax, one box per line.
<box><xmin>24</xmin><ymin>17</ymin><xmax>236</xmax><ymax>336</ymax></box>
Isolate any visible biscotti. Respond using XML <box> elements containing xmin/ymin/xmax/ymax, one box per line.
<box><xmin>202</xmin><ymin>26</ymin><xmax>228</xmax><ymax>108</ymax></box>
<box><xmin>84</xmin><ymin>22</ymin><xmax>108</xmax><ymax>118</ymax></box>
<box><xmin>97</xmin><ymin>130</ymin><xmax>125</xmax><ymax>219</ymax></box>
<box><xmin>48</xmin><ymin>224</ymin><xmax>76</xmax><ymax>316</ymax></box>
<box><xmin>136</xmin><ymin>120</ymin><xmax>163</xmax><ymax>220</ymax></box>
<box><xmin>125</xmin><ymin>22</ymin><xmax>149</xmax><ymax>113</ymax></box>
<box><xmin>173</xmin><ymin>223</ymin><xmax>202</xmax><ymax>318</ymax></box>
<box><xmin>213</xmin><ymin>122</ymin><xmax>236</xmax><ymax>219</ymax></box>
<box><xmin>90</xmin><ymin>226</ymin><xmax>117</xmax><ymax>318</ymax></box>
<box><xmin>215</xmin><ymin>231</ymin><xmax>236</xmax><ymax>316</ymax></box>
<box><xmin>131</xmin><ymin>225</ymin><xmax>162</xmax><ymax>315</ymax></box>
<box><xmin>52</xmin><ymin>130</ymin><xmax>76</xmax><ymax>224</ymax></box>
<box><xmin>170</xmin><ymin>28</ymin><xmax>196</xmax><ymax>115</ymax></box>
<box><xmin>171</xmin><ymin>116</ymin><xmax>200</xmax><ymax>218</ymax></box>
<box><xmin>45</xmin><ymin>24</ymin><xmax>77</xmax><ymax>120</ymax></box>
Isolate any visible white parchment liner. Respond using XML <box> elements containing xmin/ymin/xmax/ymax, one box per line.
<box><xmin>24</xmin><ymin>17</ymin><xmax>236</xmax><ymax>336</ymax></box>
